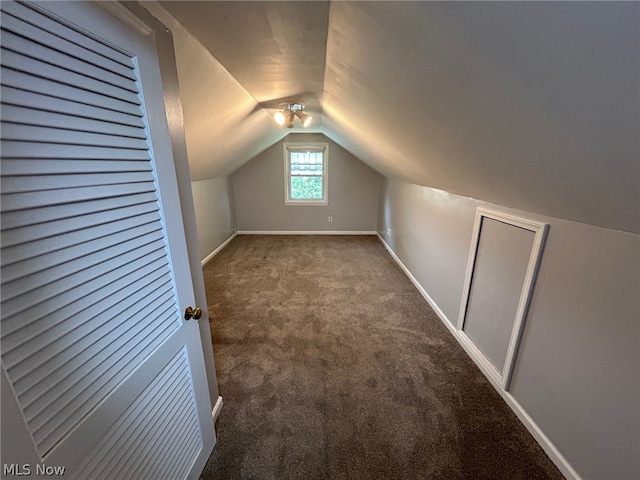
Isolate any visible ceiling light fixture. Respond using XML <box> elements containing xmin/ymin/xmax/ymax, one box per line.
<box><xmin>274</xmin><ymin>103</ymin><xmax>312</xmax><ymax>128</ymax></box>
<box><xmin>295</xmin><ymin>109</ymin><xmax>312</xmax><ymax>128</ymax></box>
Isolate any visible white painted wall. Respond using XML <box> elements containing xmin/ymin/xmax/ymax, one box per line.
<box><xmin>233</xmin><ymin>133</ymin><xmax>381</xmax><ymax>233</ymax></box>
<box><xmin>378</xmin><ymin>178</ymin><xmax>640</xmax><ymax>480</ymax></box>
<box><xmin>191</xmin><ymin>177</ymin><xmax>237</xmax><ymax>262</ymax></box>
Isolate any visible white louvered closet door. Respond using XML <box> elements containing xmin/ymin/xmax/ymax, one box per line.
<box><xmin>0</xmin><ymin>2</ymin><xmax>215</xmax><ymax>479</ymax></box>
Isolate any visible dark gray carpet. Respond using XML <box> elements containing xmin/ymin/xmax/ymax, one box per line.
<box><xmin>199</xmin><ymin>235</ymin><xmax>563</xmax><ymax>480</ymax></box>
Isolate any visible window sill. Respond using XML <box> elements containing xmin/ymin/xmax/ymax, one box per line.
<box><xmin>285</xmin><ymin>200</ymin><xmax>329</xmax><ymax>206</ymax></box>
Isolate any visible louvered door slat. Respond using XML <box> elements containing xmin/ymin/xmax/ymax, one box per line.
<box><xmin>115</xmin><ymin>374</ymin><xmax>191</xmax><ymax>480</ymax></box>
<box><xmin>31</xmin><ymin>306</ymin><xmax>177</xmax><ymax>455</ymax></box>
<box><xmin>0</xmin><ymin>104</ymin><xmax>147</xmax><ymax>139</ymax></box>
<box><xmin>2</xmin><ymin>181</ymin><xmax>157</xmax><ymax>214</ymax></box>
<box><xmin>15</xmin><ymin>289</ymin><xmax>174</xmax><ymax>400</ymax></box>
<box><xmin>24</xmin><ymin>306</ymin><xmax>175</xmax><ymax>431</ymax></box>
<box><xmin>1</xmin><ymin>244</ymin><xmax>166</xmax><ymax>329</ymax></box>
<box><xmin>2</xmin><ymin>261</ymin><xmax>171</xmax><ymax>357</ymax></box>
<box><xmin>29</xmin><ymin>306</ymin><xmax>176</xmax><ymax>434</ymax></box>
<box><xmin>10</xmin><ymin>289</ymin><xmax>174</xmax><ymax>399</ymax></box>
<box><xmin>1</xmin><ymin>123</ymin><xmax>149</xmax><ymax>150</ymax></box>
<box><xmin>1</xmin><ymin>245</ymin><xmax>167</xmax><ymax>322</ymax></box>
<box><xmin>3</xmin><ymin>261</ymin><xmax>169</xmax><ymax>367</ymax></box>
<box><xmin>1</xmin><ymin>210</ymin><xmax>161</xmax><ymax>266</ymax></box>
<box><xmin>2</xmin><ymin>223</ymin><xmax>162</xmax><ymax>292</ymax></box>
<box><xmin>1</xmin><ymin>158</ymin><xmax>152</xmax><ymax>176</ymax></box>
<box><xmin>0</xmin><ymin>11</ymin><xmax>136</xmax><ymax>80</ymax></box>
<box><xmin>1</xmin><ymin>50</ymin><xmax>141</xmax><ymax>105</ymax></box>
<box><xmin>87</xmin><ymin>358</ymin><xmax>186</xmax><ymax>478</ymax></box>
<box><xmin>1</xmin><ymin>236</ymin><xmax>166</xmax><ymax>310</ymax></box>
<box><xmin>1</xmin><ymin>1</ymin><xmax>135</xmax><ymax>68</ymax></box>
<box><xmin>159</xmin><ymin>400</ymin><xmax>202</xmax><ymax>480</ymax></box>
<box><xmin>1</xmin><ymin>68</ymin><xmax>143</xmax><ymax>117</ymax></box>
<box><xmin>0</xmin><ymin>140</ymin><xmax>150</xmax><ymax>162</ymax></box>
<box><xmin>10</xmin><ymin>296</ymin><xmax>175</xmax><ymax>416</ymax></box>
<box><xmin>79</xmin><ymin>357</ymin><xmax>185</xmax><ymax>476</ymax></box>
<box><xmin>1</xmin><ymin>192</ymin><xmax>157</xmax><ymax>230</ymax></box>
<box><xmin>175</xmin><ymin>419</ymin><xmax>202</xmax><ymax>478</ymax></box>
<box><xmin>32</xmin><ymin>309</ymin><xmax>176</xmax><ymax>432</ymax></box>
<box><xmin>142</xmin><ymin>397</ymin><xmax>195</xmax><ymax>480</ymax></box>
<box><xmin>75</xmin><ymin>350</ymin><xmax>202</xmax><ymax>480</ymax></box>
<box><xmin>1</xmin><ymin>29</ymin><xmax>138</xmax><ymax>93</ymax></box>
<box><xmin>2</xmin><ymin>201</ymin><xmax>158</xmax><ymax>248</ymax></box>
<box><xmin>1</xmin><ymin>86</ymin><xmax>146</xmax><ymax>128</ymax></box>
<box><xmin>1</xmin><ymin>172</ymin><xmax>154</xmax><ymax>193</ymax></box>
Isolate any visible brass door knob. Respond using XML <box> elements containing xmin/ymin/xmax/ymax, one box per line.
<box><xmin>184</xmin><ymin>306</ymin><xmax>202</xmax><ymax>320</ymax></box>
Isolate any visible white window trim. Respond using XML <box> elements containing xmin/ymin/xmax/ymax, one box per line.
<box><xmin>284</xmin><ymin>142</ymin><xmax>329</xmax><ymax>206</ymax></box>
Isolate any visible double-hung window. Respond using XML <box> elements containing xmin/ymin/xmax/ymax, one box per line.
<box><xmin>284</xmin><ymin>142</ymin><xmax>328</xmax><ymax>206</ymax></box>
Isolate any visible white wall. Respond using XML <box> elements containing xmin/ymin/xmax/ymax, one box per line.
<box><xmin>191</xmin><ymin>177</ymin><xmax>237</xmax><ymax>262</ymax></box>
<box><xmin>233</xmin><ymin>133</ymin><xmax>381</xmax><ymax>233</ymax></box>
<box><xmin>378</xmin><ymin>178</ymin><xmax>640</xmax><ymax>480</ymax></box>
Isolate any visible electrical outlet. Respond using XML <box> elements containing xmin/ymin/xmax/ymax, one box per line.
<box><xmin>328</xmin><ymin>216</ymin><xmax>333</xmax><ymax>223</ymax></box>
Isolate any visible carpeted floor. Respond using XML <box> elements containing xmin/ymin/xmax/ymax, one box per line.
<box><xmin>199</xmin><ymin>235</ymin><xmax>563</xmax><ymax>480</ymax></box>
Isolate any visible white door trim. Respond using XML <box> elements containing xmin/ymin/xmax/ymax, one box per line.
<box><xmin>457</xmin><ymin>208</ymin><xmax>548</xmax><ymax>390</ymax></box>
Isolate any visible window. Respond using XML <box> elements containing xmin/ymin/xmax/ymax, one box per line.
<box><xmin>284</xmin><ymin>142</ymin><xmax>328</xmax><ymax>206</ymax></box>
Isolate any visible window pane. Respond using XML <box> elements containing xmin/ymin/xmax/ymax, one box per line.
<box><xmin>290</xmin><ymin>152</ymin><xmax>323</xmax><ymax>176</ymax></box>
<box><xmin>291</xmin><ymin>176</ymin><xmax>323</xmax><ymax>199</ymax></box>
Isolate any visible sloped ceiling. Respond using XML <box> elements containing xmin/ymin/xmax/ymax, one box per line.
<box><xmin>149</xmin><ymin>1</ymin><xmax>639</xmax><ymax>233</ymax></box>
<box><xmin>160</xmin><ymin>1</ymin><xmax>328</xmax><ymax>116</ymax></box>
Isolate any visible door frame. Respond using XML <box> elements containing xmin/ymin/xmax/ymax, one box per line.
<box><xmin>120</xmin><ymin>1</ymin><xmax>222</xmax><ymax>417</ymax></box>
<box><xmin>457</xmin><ymin>208</ymin><xmax>548</xmax><ymax>390</ymax></box>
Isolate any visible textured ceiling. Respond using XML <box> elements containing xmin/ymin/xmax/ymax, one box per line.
<box><xmin>161</xmin><ymin>1</ymin><xmax>328</xmax><ymax>115</ymax></box>
<box><xmin>149</xmin><ymin>1</ymin><xmax>639</xmax><ymax>233</ymax></box>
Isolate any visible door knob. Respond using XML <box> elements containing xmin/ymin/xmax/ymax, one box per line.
<box><xmin>184</xmin><ymin>306</ymin><xmax>202</xmax><ymax>320</ymax></box>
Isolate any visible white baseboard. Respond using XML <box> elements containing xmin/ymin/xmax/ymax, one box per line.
<box><xmin>376</xmin><ymin>233</ymin><xmax>580</xmax><ymax>480</ymax></box>
<box><xmin>201</xmin><ymin>233</ymin><xmax>238</xmax><ymax>266</ymax></box>
<box><xmin>212</xmin><ymin>395</ymin><xmax>223</xmax><ymax>423</ymax></box>
<box><xmin>376</xmin><ymin>234</ymin><xmax>457</xmax><ymax>334</ymax></box>
<box><xmin>237</xmin><ymin>231</ymin><xmax>377</xmax><ymax>235</ymax></box>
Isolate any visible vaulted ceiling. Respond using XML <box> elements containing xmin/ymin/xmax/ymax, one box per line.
<box><xmin>146</xmin><ymin>1</ymin><xmax>639</xmax><ymax>234</ymax></box>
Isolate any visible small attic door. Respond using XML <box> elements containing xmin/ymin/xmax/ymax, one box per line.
<box><xmin>0</xmin><ymin>1</ymin><xmax>214</xmax><ymax>478</ymax></box>
<box><xmin>457</xmin><ymin>208</ymin><xmax>548</xmax><ymax>390</ymax></box>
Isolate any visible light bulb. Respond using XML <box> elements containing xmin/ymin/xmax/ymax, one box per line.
<box><xmin>295</xmin><ymin>110</ymin><xmax>312</xmax><ymax>128</ymax></box>
<box><xmin>274</xmin><ymin>110</ymin><xmax>286</xmax><ymax>125</ymax></box>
